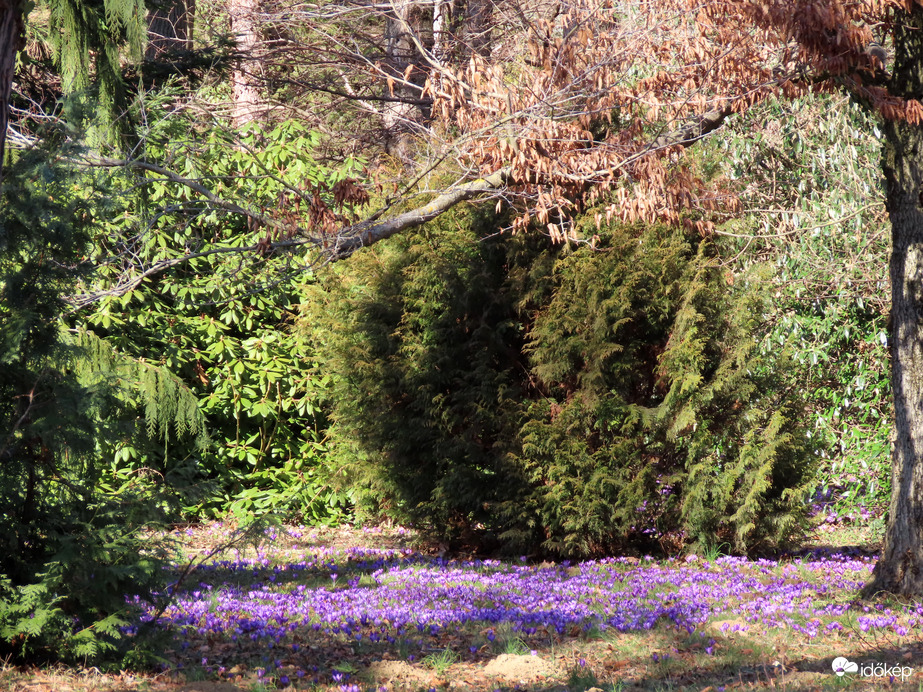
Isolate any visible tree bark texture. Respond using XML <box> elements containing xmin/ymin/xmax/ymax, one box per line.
<box><xmin>866</xmin><ymin>6</ymin><xmax>923</xmax><ymax>597</ymax></box>
<box><xmin>382</xmin><ymin>0</ymin><xmax>430</xmax><ymax>161</ymax></box>
<box><xmin>228</xmin><ymin>0</ymin><xmax>262</xmax><ymax>127</ymax></box>
<box><xmin>379</xmin><ymin>0</ymin><xmax>496</xmax><ymax>160</ymax></box>
<box><xmin>331</xmin><ymin>167</ymin><xmax>510</xmax><ymax>259</ymax></box>
<box><xmin>146</xmin><ymin>0</ymin><xmax>195</xmax><ymax>60</ymax></box>
<box><xmin>0</xmin><ymin>0</ymin><xmax>25</xmax><ymax>182</ymax></box>
<box><xmin>432</xmin><ymin>0</ymin><xmax>450</xmax><ymax>66</ymax></box>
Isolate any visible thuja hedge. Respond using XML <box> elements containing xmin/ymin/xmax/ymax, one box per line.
<box><xmin>303</xmin><ymin>210</ymin><xmax>816</xmax><ymax>557</ymax></box>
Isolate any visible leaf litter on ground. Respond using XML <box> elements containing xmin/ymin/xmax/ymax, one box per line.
<box><xmin>4</xmin><ymin>521</ymin><xmax>923</xmax><ymax>691</ymax></box>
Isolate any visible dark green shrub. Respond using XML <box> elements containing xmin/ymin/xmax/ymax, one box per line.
<box><xmin>304</xmin><ymin>211</ymin><xmax>816</xmax><ymax>556</ymax></box>
<box><xmin>0</xmin><ymin>140</ymin><xmax>181</xmax><ymax>663</ymax></box>
<box><xmin>304</xmin><ymin>209</ymin><xmax>531</xmax><ymax>544</ymax></box>
<box><xmin>513</xmin><ymin>226</ymin><xmax>815</xmax><ymax>555</ymax></box>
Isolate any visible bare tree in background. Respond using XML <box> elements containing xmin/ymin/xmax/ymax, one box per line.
<box><xmin>244</xmin><ymin>0</ymin><xmax>559</xmax><ymax>163</ymax></box>
<box><xmin>377</xmin><ymin>0</ymin><xmax>497</xmax><ymax>160</ymax></box>
<box><xmin>228</xmin><ymin>0</ymin><xmax>263</xmax><ymax>126</ymax></box>
<box><xmin>380</xmin><ymin>0</ymin><xmax>432</xmax><ymax>161</ymax></box>
<box><xmin>146</xmin><ymin>0</ymin><xmax>196</xmax><ymax>60</ymax></box>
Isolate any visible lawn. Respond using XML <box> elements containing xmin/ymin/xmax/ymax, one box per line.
<box><xmin>2</xmin><ymin>521</ymin><xmax>922</xmax><ymax>691</ymax></box>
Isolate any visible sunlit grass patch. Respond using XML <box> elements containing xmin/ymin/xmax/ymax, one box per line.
<box><xmin>0</xmin><ymin>664</ymin><xmax>157</xmax><ymax>692</ymax></box>
<box><xmin>422</xmin><ymin>645</ymin><xmax>459</xmax><ymax>675</ymax></box>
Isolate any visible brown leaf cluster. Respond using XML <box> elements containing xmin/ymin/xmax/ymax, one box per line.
<box><xmin>417</xmin><ymin>0</ymin><xmax>921</xmax><ymax>240</ymax></box>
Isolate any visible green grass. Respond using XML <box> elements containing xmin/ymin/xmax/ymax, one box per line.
<box><xmin>423</xmin><ymin>647</ymin><xmax>459</xmax><ymax>675</ymax></box>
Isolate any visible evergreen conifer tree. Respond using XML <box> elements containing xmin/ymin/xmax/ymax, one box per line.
<box><xmin>43</xmin><ymin>0</ymin><xmax>146</xmax><ymax>145</ymax></box>
<box><xmin>0</xmin><ymin>133</ymin><xmax>200</xmax><ymax>663</ymax></box>
<box><xmin>304</xmin><ymin>213</ymin><xmax>816</xmax><ymax>557</ymax></box>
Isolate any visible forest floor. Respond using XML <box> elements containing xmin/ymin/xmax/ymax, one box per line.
<box><xmin>3</xmin><ymin>517</ymin><xmax>922</xmax><ymax>692</ymax></box>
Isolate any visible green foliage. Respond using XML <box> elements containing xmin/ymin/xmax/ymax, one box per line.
<box><xmin>37</xmin><ymin>0</ymin><xmax>147</xmax><ymax>145</ymax></box>
<box><xmin>0</xmin><ymin>518</ymin><xmax>171</xmax><ymax>663</ymax></box>
<box><xmin>303</xmin><ymin>209</ymin><xmax>529</xmax><ymax>543</ymax></box>
<box><xmin>0</xmin><ymin>138</ymin><xmax>179</xmax><ymax>663</ymax></box>
<box><xmin>708</xmin><ymin>93</ymin><xmax>892</xmax><ymax>518</ymax></box>
<box><xmin>81</xmin><ymin>108</ymin><xmax>361</xmax><ymax>523</ymax></box>
<box><xmin>423</xmin><ymin>647</ymin><xmax>458</xmax><ymax>674</ymax></box>
<box><xmin>513</xmin><ymin>224</ymin><xmax>815</xmax><ymax>555</ymax></box>
<box><xmin>71</xmin><ymin>328</ymin><xmax>204</xmax><ymax>443</ymax></box>
<box><xmin>304</xmin><ymin>211</ymin><xmax>816</xmax><ymax>557</ymax></box>
<box><xmin>780</xmin><ymin>296</ymin><xmax>890</xmax><ymax>514</ymax></box>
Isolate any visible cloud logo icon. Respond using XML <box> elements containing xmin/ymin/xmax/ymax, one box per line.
<box><xmin>832</xmin><ymin>657</ymin><xmax>858</xmax><ymax>676</ymax></box>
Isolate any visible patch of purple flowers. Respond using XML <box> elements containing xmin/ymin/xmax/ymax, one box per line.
<box><xmin>139</xmin><ymin>537</ymin><xmax>919</xmax><ymax>677</ymax></box>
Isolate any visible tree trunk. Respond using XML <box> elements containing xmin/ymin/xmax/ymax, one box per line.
<box><xmin>865</xmin><ymin>6</ymin><xmax>923</xmax><ymax>597</ymax></box>
<box><xmin>432</xmin><ymin>0</ymin><xmax>450</xmax><ymax>66</ymax></box>
<box><xmin>0</xmin><ymin>0</ymin><xmax>25</xmax><ymax>182</ymax></box>
<box><xmin>381</xmin><ymin>0</ymin><xmax>430</xmax><ymax>161</ymax></box>
<box><xmin>228</xmin><ymin>0</ymin><xmax>262</xmax><ymax>127</ymax></box>
<box><xmin>146</xmin><ymin>0</ymin><xmax>195</xmax><ymax>61</ymax></box>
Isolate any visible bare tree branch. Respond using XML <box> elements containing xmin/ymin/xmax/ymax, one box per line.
<box><xmin>649</xmin><ymin>107</ymin><xmax>732</xmax><ymax>150</ymax></box>
<box><xmin>329</xmin><ymin>167</ymin><xmax>511</xmax><ymax>259</ymax></box>
<box><xmin>71</xmin><ymin>104</ymin><xmax>735</xmax><ymax>309</ymax></box>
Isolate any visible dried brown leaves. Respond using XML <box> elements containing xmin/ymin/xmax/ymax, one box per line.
<box><xmin>418</xmin><ymin>0</ymin><xmax>917</xmax><ymax>241</ymax></box>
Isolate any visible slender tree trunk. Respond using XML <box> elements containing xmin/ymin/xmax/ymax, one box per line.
<box><xmin>382</xmin><ymin>0</ymin><xmax>430</xmax><ymax>161</ymax></box>
<box><xmin>865</xmin><ymin>6</ymin><xmax>923</xmax><ymax>597</ymax></box>
<box><xmin>228</xmin><ymin>0</ymin><xmax>262</xmax><ymax>127</ymax></box>
<box><xmin>432</xmin><ymin>0</ymin><xmax>450</xmax><ymax>66</ymax></box>
<box><xmin>146</xmin><ymin>0</ymin><xmax>195</xmax><ymax>60</ymax></box>
<box><xmin>0</xmin><ymin>0</ymin><xmax>25</xmax><ymax>183</ymax></box>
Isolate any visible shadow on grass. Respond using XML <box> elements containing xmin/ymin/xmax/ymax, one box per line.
<box><xmin>116</xmin><ymin>545</ymin><xmax>921</xmax><ymax>692</ymax></box>
<box><xmin>160</xmin><ymin>549</ymin><xmax>507</xmax><ymax>593</ymax></box>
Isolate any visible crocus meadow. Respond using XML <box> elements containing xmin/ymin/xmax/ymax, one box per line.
<box><xmin>137</xmin><ymin>526</ymin><xmax>922</xmax><ymax>689</ymax></box>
